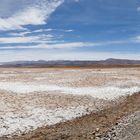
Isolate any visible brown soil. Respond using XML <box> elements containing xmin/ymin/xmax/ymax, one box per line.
<box><xmin>1</xmin><ymin>92</ymin><xmax>140</xmax><ymax>140</ymax></box>
<box><xmin>1</xmin><ymin>64</ymin><xmax>140</xmax><ymax>69</ymax></box>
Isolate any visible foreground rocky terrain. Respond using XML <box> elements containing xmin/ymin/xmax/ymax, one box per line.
<box><xmin>0</xmin><ymin>67</ymin><xmax>139</xmax><ymax>139</ymax></box>
<box><xmin>3</xmin><ymin>92</ymin><xmax>140</xmax><ymax>140</ymax></box>
<box><xmin>102</xmin><ymin>110</ymin><xmax>140</xmax><ymax>140</ymax></box>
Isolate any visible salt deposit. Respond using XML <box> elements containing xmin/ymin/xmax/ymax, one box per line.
<box><xmin>0</xmin><ymin>106</ymin><xmax>90</xmax><ymax>137</ymax></box>
<box><xmin>0</xmin><ymin>81</ymin><xmax>139</xmax><ymax>100</ymax></box>
<box><xmin>0</xmin><ymin>67</ymin><xmax>139</xmax><ymax>137</ymax></box>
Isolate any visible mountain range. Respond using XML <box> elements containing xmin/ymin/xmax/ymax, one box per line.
<box><xmin>0</xmin><ymin>58</ymin><xmax>140</xmax><ymax>67</ymax></box>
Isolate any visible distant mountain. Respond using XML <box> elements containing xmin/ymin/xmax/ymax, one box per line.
<box><xmin>100</xmin><ymin>58</ymin><xmax>140</xmax><ymax>65</ymax></box>
<box><xmin>0</xmin><ymin>58</ymin><xmax>140</xmax><ymax>67</ymax></box>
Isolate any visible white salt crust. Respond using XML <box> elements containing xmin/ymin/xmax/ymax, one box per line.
<box><xmin>0</xmin><ymin>81</ymin><xmax>139</xmax><ymax>100</ymax></box>
<box><xmin>0</xmin><ymin>106</ymin><xmax>90</xmax><ymax>137</ymax></box>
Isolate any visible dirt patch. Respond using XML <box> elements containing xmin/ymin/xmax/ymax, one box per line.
<box><xmin>2</xmin><ymin>92</ymin><xmax>140</xmax><ymax>140</ymax></box>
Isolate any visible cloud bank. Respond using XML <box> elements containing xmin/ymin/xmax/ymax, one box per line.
<box><xmin>0</xmin><ymin>0</ymin><xmax>64</xmax><ymax>31</ymax></box>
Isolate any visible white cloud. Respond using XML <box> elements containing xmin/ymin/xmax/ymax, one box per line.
<box><xmin>32</xmin><ymin>28</ymin><xmax>74</xmax><ymax>33</ymax></box>
<box><xmin>133</xmin><ymin>35</ymin><xmax>140</xmax><ymax>42</ymax></box>
<box><xmin>30</xmin><ymin>40</ymin><xmax>135</xmax><ymax>49</ymax></box>
<box><xmin>0</xmin><ymin>37</ymin><xmax>134</xmax><ymax>49</ymax></box>
<box><xmin>40</xmin><ymin>42</ymin><xmax>95</xmax><ymax>48</ymax></box>
<box><xmin>8</xmin><ymin>31</ymin><xmax>32</xmax><ymax>37</ymax></box>
<box><xmin>74</xmin><ymin>0</ymin><xmax>80</xmax><ymax>2</ymax></box>
<box><xmin>7</xmin><ymin>28</ymin><xmax>73</xmax><ymax>37</ymax></box>
<box><xmin>137</xmin><ymin>7</ymin><xmax>140</xmax><ymax>11</ymax></box>
<box><xmin>0</xmin><ymin>39</ymin><xmax>134</xmax><ymax>50</ymax></box>
<box><xmin>130</xmin><ymin>35</ymin><xmax>140</xmax><ymax>43</ymax></box>
<box><xmin>8</xmin><ymin>29</ymin><xmax>54</xmax><ymax>37</ymax></box>
<box><xmin>0</xmin><ymin>0</ymin><xmax>64</xmax><ymax>31</ymax></box>
<box><xmin>65</xmin><ymin>29</ymin><xmax>73</xmax><ymax>32</ymax></box>
<box><xmin>56</xmin><ymin>29</ymin><xmax>74</xmax><ymax>32</ymax></box>
<box><xmin>0</xmin><ymin>51</ymin><xmax>139</xmax><ymax>62</ymax></box>
<box><xmin>32</xmin><ymin>28</ymin><xmax>53</xmax><ymax>33</ymax></box>
<box><xmin>0</xmin><ymin>39</ymin><xmax>121</xmax><ymax>48</ymax></box>
<box><xmin>0</xmin><ymin>42</ymin><xmax>94</xmax><ymax>49</ymax></box>
<box><xmin>0</xmin><ymin>33</ymin><xmax>139</xmax><ymax>50</ymax></box>
<box><xmin>0</xmin><ymin>34</ymin><xmax>53</xmax><ymax>44</ymax></box>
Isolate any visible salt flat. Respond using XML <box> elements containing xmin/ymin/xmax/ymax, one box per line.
<box><xmin>0</xmin><ymin>67</ymin><xmax>139</xmax><ymax>137</ymax></box>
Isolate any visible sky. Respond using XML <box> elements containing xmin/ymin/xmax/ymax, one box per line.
<box><xmin>0</xmin><ymin>0</ymin><xmax>140</xmax><ymax>61</ymax></box>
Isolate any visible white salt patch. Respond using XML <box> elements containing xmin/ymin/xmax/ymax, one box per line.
<box><xmin>1</xmin><ymin>71</ymin><xmax>17</xmax><ymax>74</ymax></box>
<box><xmin>22</xmin><ymin>71</ymin><xmax>32</xmax><ymax>73</ymax></box>
<box><xmin>34</xmin><ymin>77</ymin><xmax>47</xmax><ymax>80</ymax></box>
<box><xmin>66</xmin><ymin>86</ymin><xmax>140</xmax><ymax>100</ymax></box>
<box><xmin>0</xmin><ymin>106</ymin><xmax>89</xmax><ymax>137</ymax></box>
<box><xmin>0</xmin><ymin>74</ymin><xmax>17</xmax><ymax>78</ymax></box>
<box><xmin>0</xmin><ymin>82</ymin><xmax>140</xmax><ymax>100</ymax></box>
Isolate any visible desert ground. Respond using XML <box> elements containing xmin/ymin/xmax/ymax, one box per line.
<box><xmin>0</xmin><ymin>67</ymin><xmax>140</xmax><ymax>140</ymax></box>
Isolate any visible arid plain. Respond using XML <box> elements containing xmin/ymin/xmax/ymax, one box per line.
<box><xmin>0</xmin><ymin>67</ymin><xmax>140</xmax><ymax>140</ymax></box>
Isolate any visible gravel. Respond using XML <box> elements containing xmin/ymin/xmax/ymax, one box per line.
<box><xmin>101</xmin><ymin>110</ymin><xmax>140</xmax><ymax>140</ymax></box>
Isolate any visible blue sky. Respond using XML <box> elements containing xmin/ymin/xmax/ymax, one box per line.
<box><xmin>0</xmin><ymin>0</ymin><xmax>140</xmax><ymax>61</ymax></box>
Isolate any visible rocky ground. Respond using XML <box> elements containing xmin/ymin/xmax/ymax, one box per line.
<box><xmin>0</xmin><ymin>67</ymin><xmax>139</xmax><ymax>139</ymax></box>
<box><xmin>102</xmin><ymin>110</ymin><xmax>140</xmax><ymax>140</ymax></box>
<box><xmin>2</xmin><ymin>92</ymin><xmax>139</xmax><ymax>140</ymax></box>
